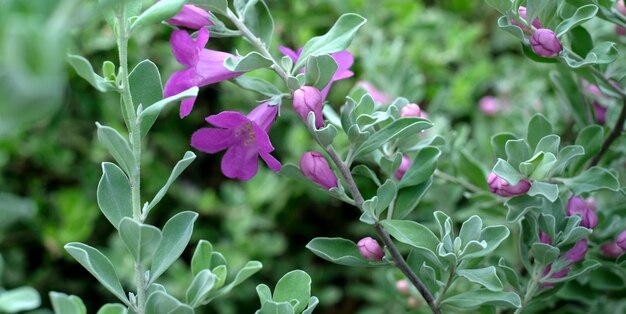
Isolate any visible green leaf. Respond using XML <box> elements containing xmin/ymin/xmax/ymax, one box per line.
<box><xmin>96</xmin><ymin>304</ymin><xmax>128</xmax><ymax>314</ymax></box>
<box><xmin>527</xmin><ymin>181</ymin><xmax>559</xmax><ymax>202</ymax></box>
<box><xmin>0</xmin><ymin>287</ymin><xmax>40</xmax><ymax>312</ymax></box>
<box><xmin>305</xmin><ymin>54</ymin><xmax>338</xmax><ymax>90</ymax></box>
<box><xmin>138</xmin><ymin>87</ymin><xmax>198</xmax><ymax>138</ymax></box>
<box><xmin>458</xmin><ymin>150</ymin><xmax>488</xmax><ymax>190</ymax></box>
<box><xmin>305</xmin><ymin>237</ymin><xmax>372</xmax><ymax>267</ymax></box>
<box><xmin>441</xmin><ymin>290</ymin><xmax>521</xmax><ymax>309</ymax></box>
<box><xmin>204</xmin><ymin>260</ymin><xmax>263</xmax><ymax>303</ymax></box>
<box><xmin>506</xmin><ymin>139</ymin><xmax>531</xmax><ymax>168</ymax></box>
<box><xmin>234</xmin><ymin>76</ymin><xmax>282</xmax><ymax>97</ymax></box>
<box><xmin>457</xmin><ymin>267</ymin><xmax>503</xmax><ymax>291</ymax></box>
<box><xmin>195</xmin><ymin>0</ymin><xmax>227</xmax><ymax>14</ymax></box>
<box><xmin>392</xmin><ymin>179</ymin><xmax>432</xmax><ymax>219</ymax></box>
<box><xmin>375</xmin><ymin>179</ymin><xmax>396</xmax><ymax>216</ymax></box>
<box><xmin>569</xmin><ymin>26</ymin><xmax>593</xmax><ymax>57</ymax></box>
<box><xmin>552</xmin><ymin>145</ymin><xmax>585</xmax><ymax>175</ymax></box>
<box><xmin>259</xmin><ymin>301</ymin><xmax>294</xmax><ymax>314</ymax></box>
<box><xmin>96</xmin><ymin>123</ymin><xmax>135</xmax><ymax>175</ymax></box>
<box><xmin>144</xmin><ymin>151</ymin><xmax>196</xmax><ymax>215</ymax></box>
<box><xmin>555</xmin><ymin>4</ymin><xmax>598</xmax><ymax>37</ymax></box>
<box><xmin>505</xmin><ymin>195</ymin><xmax>542</xmax><ymax>223</ymax></box>
<box><xmin>118</xmin><ymin>218</ymin><xmax>162</xmax><ymax>264</ymax></box>
<box><xmin>380</xmin><ymin>220</ymin><xmax>439</xmax><ymax>252</ymax></box>
<box><xmin>302</xmin><ymin>296</ymin><xmax>319</xmax><ymax>314</ymax></box>
<box><xmin>64</xmin><ymin>243</ymin><xmax>129</xmax><ymax>305</ymax></box>
<box><xmin>463</xmin><ymin>225</ymin><xmax>510</xmax><ymax>260</ymax></box>
<box><xmin>145</xmin><ymin>291</ymin><xmax>193</xmax><ymax>314</ymax></box>
<box><xmin>97</xmin><ymin>162</ymin><xmax>132</xmax><ymax>229</ymax></box>
<box><xmin>129</xmin><ymin>60</ymin><xmax>163</xmax><ymax>113</ymax></box>
<box><xmin>352</xmin><ymin>165</ymin><xmax>381</xmax><ymax>186</ymax></box>
<box><xmin>534</xmin><ymin>135</ymin><xmax>560</xmax><ymax>156</ymax></box>
<box><xmin>354</xmin><ymin>117</ymin><xmax>432</xmax><ymax>156</ymax></box>
<box><xmin>273</xmin><ymin>270</ymin><xmax>311</xmax><ymax>314</ymax></box>
<box><xmin>225</xmin><ymin>52</ymin><xmax>273</xmax><ymax>72</ymax></box>
<box><xmin>191</xmin><ymin>240</ymin><xmax>214</xmax><ymax>276</ymax></box>
<box><xmin>561</xmin><ymin>167</ymin><xmax>620</xmax><ymax>194</ymax></box>
<box><xmin>497</xmin><ymin>16</ymin><xmax>525</xmax><ymax>41</ymax></box>
<box><xmin>491</xmin><ymin>133</ymin><xmax>518</xmax><ymax>160</ymax></box>
<box><xmin>527</xmin><ymin>114</ymin><xmax>553</xmax><ymax>149</ymax></box>
<box><xmin>294</xmin><ymin>14</ymin><xmax>367</xmax><ymax>71</ymax></box>
<box><xmin>243</xmin><ymin>0</ymin><xmax>274</xmax><ymax>47</ymax></box>
<box><xmin>131</xmin><ymin>0</ymin><xmax>185</xmax><ymax>30</ymax></box>
<box><xmin>186</xmin><ymin>269</ymin><xmax>217</xmax><ymax>307</ymax></box>
<box><xmin>149</xmin><ymin>211</ymin><xmax>199</xmax><ymax>284</ymax></box>
<box><xmin>49</xmin><ymin>292</ymin><xmax>86</xmax><ymax>314</ymax></box>
<box><xmin>561</xmin><ymin>42</ymin><xmax>618</xmax><ymax>68</ymax></box>
<box><xmin>399</xmin><ymin>147</ymin><xmax>441</xmax><ymax>188</ymax></box>
<box><xmin>571</xmin><ymin>125</ymin><xmax>603</xmax><ymax>171</ymax></box>
<box><xmin>67</xmin><ymin>55</ymin><xmax>116</xmax><ymax>92</ymax></box>
<box><xmin>459</xmin><ymin>216</ymin><xmax>482</xmax><ymax>246</ymax></box>
<box><xmin>544</xmin><ymin>260</ymin><xmax>601</xmax><ymax>283</ymax></box>
<box><xmin>531</xmin><ymin>243</ymin><xmax>560</xmax><ymax>265</ymax></box>
<box><xmin>485</xmin><ymin>0</ymin><xmax>512</xmax><ymax>14</ymax></box>
<box><xmin>308</xmin><ymin>113</ymin><xmax>337</xmax><ymax>147</ymax></box>
<box><xmin>498</xmin><ymin>259</ymin><xmax>522</xmax><ymax>291</ymax></box>
<box><xmin>493</xmin><ymin>159</ymin><xmax>524</xmax><ymax>186</ymax></box>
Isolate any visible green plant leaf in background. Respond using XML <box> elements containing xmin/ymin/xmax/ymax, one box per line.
<box><xmin>0</xmin><ymin>287</ymin><xmax>41</xmax><ymax>313</ymax></box>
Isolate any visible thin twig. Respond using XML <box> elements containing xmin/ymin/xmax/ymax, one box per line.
<box><xmin>589</xmin><ymin>98</ymin><xmax>626</xmax><ymax>167</ymax></box>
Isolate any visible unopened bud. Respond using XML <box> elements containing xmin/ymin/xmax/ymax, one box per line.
<box><xmin>593</xmin><ymin>102</ymin><xmax>607</xmax><ymax>125</ymax></box>
<box><xmin>293</xmin><ymin>86</ymin><xmax>324</xmax><ymax>128</ymax></box>
<box><xmin>601</xmin><ymin>242</ymin><xmax>625</xmax><ymax>258</ymax></box>
<box><xmin>512</xmin><ymin>6</ymin><xmax>542</xmax><ymax>32</ymax></box>
<box><xmin>167</xmin><ymin>4</ymin><xmax>213</xmax><ymax>29</ymax></box>
<box><xmin>300</xmin><ymin>152</ymin><xmax>338</xmax><ymax>190</ymax></box>
<box><xmin>400</xmin><ymin>103</ymin><xmax>428</xmax><ymax>119</ymax></box>
<box><xmin>395</xmin><ymin>279</ymin><xmax>410</xmax><ymax>295</ymax></box>
<box><xmin>565</xmin><ymin>239</ymin><xmax>588</xmax><ymax>263</ymax></box>
<box><xmin>357</xmin><ymin>237</ymin><xmax>384</xmax><ymax>260</ymax></box>
<box><xmin>530</xmin><ymin>29</ymin><xmax>562</xmax><ymax>58</ymax></box>
<box><xmin>617</xmin><ymin>0</ymin><xmax>626</xmax><ymax>16</ymax></box>
<box><xmin>566</xmin><ymin>196</ymin><xmax>598</xmax><ymax>229</ymax></box>
<box><xmin>617</xmin><ymin>230</ymin><xmax>626</xmax><ymax>251</ymax></box>
<box><xmin>487</xmin><ymin>172</ymin><xmax>531</xmax><ymax>197</ymax></box>
<box><xmin>394</xmin><ymin>156</ymin><xmax>411</xmax><ymax>180</ymax></box>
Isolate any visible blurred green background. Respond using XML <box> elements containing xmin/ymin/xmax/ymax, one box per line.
<box><xmin>1</xmin><ymin>0</ymin><xmax>626</xmax><ymax>313</ymax></box>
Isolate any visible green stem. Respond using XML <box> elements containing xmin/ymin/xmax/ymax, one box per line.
<box><xmin>514</xmin><ymin>266</ymin><xmax>541</xmax><ymax>314</ymax></box>
<box><xmin>434</xmin><ymin>265</ymin><xmax>456</xmax><ymax>306</ymax></box>
<box><xmin>116</xmin><ymin>2</ymin><xmax>145</xmax><ymax>312</ymax></box>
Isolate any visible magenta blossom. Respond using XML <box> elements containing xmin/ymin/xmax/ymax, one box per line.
<box><xmin>164</xmin><ymin>28</ymin><xmax>242</xmax><ymax>118</ymax></box>
<box><xmin>487</xmin><ymin>172</ymin><xmax>531</xmax><ymax>197</ymax></box>
<box><xmin>479</xmin><ymin>96</ymin><xmax>501</xmax><ymax>116</ymax></box>
<box><xmin>191</xmin><ymin>102</ymin><xmax>281</xmax><ymax>180</ymax></box>
<box><xmin>394</xmin><ymin>156</ymin><xmax>411</xmax><ymax>180</ymax></box>
<box><xmin>601</xmin><ymin>242</ymin><xmax>624</xmax><ymax>258</ymax></box>
<box><xmin>167</xmin><ymin>4</ymin><xmax>213</xmax><ymax>29</ymax></box>
<box><xmin>594</xmin><ymin>102</ymin><xmax>607</xmax><ymax>125</ymax></box>
<box><xmin>355</xmin><ymin>80</ymin><xmax>391</xmax><ymax>104</ymax></box>
<box><xmin>530</xmin><ymin>29</ymin><xmax>562</xmax><ymax>58</ymax></box>
<box><xmin>357</xmin><ymin>237</ymin><xmax>384</xmax><ymax>260</ymax></box>
<box><xmin>299</xmin><ymin>152</ymin><xmax>338</xmax><ymax>190</ymax></box>
<box><xmin>279</xmin><ymin>46</ymin><xmax>354</xmax><ymax>100</ymax></box>
<box><xmin>293</xmin><ymin>86</ymin><xmax>324</xmax><ymax>128</ymax></box>
<box><xmin>567</xmin><ymin>196</ymin><xmax>598</xmax><ymax>229</ymax></box>
<box><xmin>617</xmin><ymin>230</ymin><xmax>626</xmax><ymax>251</ymax></box>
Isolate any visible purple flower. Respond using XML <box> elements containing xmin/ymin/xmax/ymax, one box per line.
<box><xmin>617</xmin><ymin>230</ymin><xmax>626</xmax><ymax>251</ymax></box>
<box><xmin>567</xmin><ymin>196</ymin><xmax>598</xmax><ymax>229</ymax></box>
<box><xmin>293</xmin><ymin>86</ymin><xmax>324</xmax><ymax>128</ymax></box>
<box><xmin>479</xmin><ymin>96</ymin><xmax>501</xmax><ymax>116</ymax></box>
<box><xmin>487</xmin><ymin>172</ymin><xmax>531</xmax><ymax>197</ymax></box>
<box><xmin>594</xmin><ymin>102</ymin><xmax>607</xmax><ymax>125</ymax></box>
<box><xmin>512</xmin><ymin>6</ymin><xmax>542</xmax><ymax>32</ymax></box>
<box><xmin>618</xmin><ymin>0</ymin><xmax>626</xmax><ymax>16</ymax></box>
<box><xmin>167</xmin><ymin>4</ymin><xmax>213</xmax><ymax>29</ymax></box>
<box><xmin>164</xmin><ymin>28</ymin><xmax>242</xmax><ymax>118</ymax></box>
<box><xmin>539</xmin><ymin>231</ymin><xmax>552</xmax><ymax>245</ymax></box>
<box><xmin>565</xmin><ymin>239</ymin><xmax>588</xmax><ymax>263</ymax></box>
<box><xmin>400</xmin><ymin>103</ymin><xmax>429</xmax><ymax>119</ymax></box>
<box><xmin>191</xmin><ymin>102</ymin><xmax>281</xmax><ymax>180</ymax></box>
<box><xmin>394</xmin><ymin>156</ymin><xmax>411</xmax><ymax>180</ymax></box>
<box><xmin>530</xmin><ymin>29</ymin><xmax>562</xmax><ymax>58</ymax></box>
<box><xmin>279</xmin><ymin>46</ymin><xmax>354</xmax><ymax>100</ymax></box>
<box><xmin>355</xmin><ymin>80</ymin><xmax>391</xmax><ymax>104</ymax></box>
<box><xmin>357</xmin><ymin>237</ymin><xmax>384</xmax><ymax>260</ymax></box>
<box><xmin>601</xmin><ymin>242</ymin><xmax>624</xmax><ymax>258</ymax></box>
<box><xmin>300</xmin><ymin>152</ymin><xmax>338</xmax><ymax>190</ymax></box>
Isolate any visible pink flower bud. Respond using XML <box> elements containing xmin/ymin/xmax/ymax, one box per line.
<box><xmin>512</xmin><ymin>6</ymin><xmax>542</xmax><ymax>32</ymax></box>
<box><xmin>394</xmin><ymin>156</ymin><xmax>411</xmax><ymax>180</ymax></box>
<box><xmin>167</xmin><ymin>4</ymin><xmax>213</xmax><ymax>29</ymax></box>
<box><xmin>487</xmin><ymin>172</ymin><xmax>531</xmax><ymax>197</ymax></box>
<box><xmin>400</xmin><ymin>103</ymin><xmax>428</xmax><ymax>119</ymax></box>
<box><xmin>293</xmin><ymin>86</ymin><xmax>324</xmax><ymax>128</ymax></box>
<box><xmin>617</xmin><ymin>0</ymin><xmax>626</xmax><ymax>16</ymax></box>
<box><xmin>479</xmin><ymin>96</ymin><xmax>501</xmax><ymax>116</ymax></box>
<box><xmin>567</xmin><ymin>196</ymin><xmax>598</xmax><ymax>229</ymax></box>
<box><xmin>407</xmin><ymin>297</ymin><xmax>420</xmax><ymax>308</ymax></box>
<box><xmin>601</xmin><ymin>242</ymin><xmax>625</xmax><ymax>258</ymax></box>
<box><xmin>565</xmin><ymin>239</ymin><xmax>588</xmax><ymax>263</ymax></box>
<box><xmin>539</xmin><ymin>231</ymin><xmax>552</xmax><ymax>245</ymax></box>
<box><xmin>617</xmin><ymin>230</ymin><xmax>626</xmax><ymax>251</ymax></box>
<box><xmin>300</xmin><ymin>152</ymin><xmax>338</xmax><ymax>190</ymax></box>
<box><xmin>594</xmin><ymin>102</ymin><xmax>607</xmax><ymax>125</ymax></box>
<box><xmin>357</xmin><ymin>237</ymin><xmax>384</xmax><ymax>260</ymax></box>
<box><xmin>530</xmin><ymin>29</ymin><xmax>562</xmax><ymax>58</ymax></box>
<box><xmin>395</xmin><ymin>279</ymin><xmax>410</xmax><ymax>295</ymax></box>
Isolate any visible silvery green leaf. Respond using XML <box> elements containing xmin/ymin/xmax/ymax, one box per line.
<box><xmin>527</xmin><ymin>181</ymin><xmax>559</xmax><ymax>202</ymax></box>
<box><xmin>497</xmin><ymin>16</ymin><xmax>525</xmax><ymax>41</ymax></box>
<box><xmin>49</xmin><ymin>292</ymin><xmax>87</xmax><ymax>314</ymax></box>
<box><xmin>457</xmin><ymin>267</ymin><xmax>503</xmax><ymax>291</ymax></box>
<box><xmin>551</xmin><ymin>145</ymin><xmax>584</xmax><ymax>175</ymax></box>
<box><xmin>351</xmin><ymin>165</ymin><xmax>381</xmax><ymax>186</ymax></box>
<box><xmin>97</xmin><ymin>162</ymin><xmax>132</xmax><ymax>229</ymax></box>
<box><xmin>0</xmin><ymin>287</ymin><xmax>40</xmax><ymax>313</ymax></box>
<box><xmin>561</xmin><ymin>42</ymin><xmax>618</xmax><ymax>68</ymax></box>
<box><xmin>145</xmin><ymin>291</ymin><xmax>193</xmax><ymax>314</ymax></box>
<box><xmin>224</xmin><ymin>51</ymin><xmax>273</xmax><ymax>72</ymax></box>
<box><xmin>555</xmin><ymin>4</ymin><xmax>598</xmax><ymax>37</ymax></box>
<box><xmin>527</xmin><ymin>114</ymin><xmax>553</xmax><ymax>149</ymax></box>
<box><xmin>259</xmin><ymin>301</ymin><xmax>294</xmax><ymax>314</ymax></box>
<box><xmin>307</xmin><ymin>112</ymin><xmax>337</xmax><ymax>147</ymax></box>
<box><xmin>212</xmin><ymin>265</ymin><xmax>227</xmax><ymax>290</ymax></box>
<box><xmin>561</xmin><ymin>166</ymin><xmax>620</xmax><ymax>194</ymax></box>
<box><xmin>64</xmin><ymin>243</ymin><xmax>129</xmax><ymax>305</ymax></box>
<box><xmin>485</xmin><ymin>0</ymin><xmax>513</xmax><ymax>14</ymax></box>
<box><xmin>192</xmin><ymin>0</ymin><xmax>227</xmax><ymax>14</ymax></box>
<box><xmin>375</xmin><ymin>179</ymin><xmax>396</xmax><ymax>216</ymax></box>
<box><xmin>505</xmin><ymin>195</ymin><xmax>542</xmax><ymax>223</ymax></box>
<box><xmin>67</xmin><ymin>55</ymin><xmax>116</xmax><ymax>92</ymax></box>
<box><xmin>144</xmin><ymin>151</ymin><xmax>196</xmax><ymax>216</ymax></box>
<box><xmin>391</xmin><ymin>179</ymin><xmax>431</xmax><ymax>220</ymax></box>
<box><xmin>463</xmin><ymin>225</ymin><xmax>510</xmax><ymax>260</ymax></box>
<box><xmin>492</xmin><ymin>158</ymin><xmax>524</xmax><ymax>186</ymax></box>
<box><xmin>305</xmin><ymin>237</ymin><xmax>374</xmax><ymax>267</ymax></box>
<box><xmin>305</xmin><ymin>54</ymin><xmax>338</xmax><ymax>90</ymax></box>
<box><xmin>491</xmin><ymin>132</ymin><xmax>518</xmax><ymax>160</ymax></box>
<box><xmin>301</xmin><ymin>296</ymin><xmax>319</xmax><ymax>314</ymax></box>
<box><xmin>149</xmin><ymin>211</ymin><xmax>199</xmax><ymax>284</ymax></box>
<box><xmin>186</xmin><ymin>269</ymin><xmax>217</xmax><ymax>307</ymax></box>
<box><xmin>441</xmin><ymin>290</ymin><xmax>521</xmax><ymax>309</ymax></box>
<box><xmin>534</xmin><ymin>134</ymin><xmax>560</xmax><ymax>156</ymax></box>
<box><xmin>96</xmin><ymin>123</ymin><xmax>134</xmax><ymax>176</ymax></box>
<box><xmin>243</xmin><ymin>0</ymin><xmax>274</xmax><ymax>47</ymax></box>
<box><xmin>118</xmin><ymin>218</ymin><xmax>162</xmax><ymax>264</ymax></box>
<box><xmin>294</xmin><ymin>14</ymin><xmax>367</xmax><ymax>71</ymax></box>
<box><xmin>354</xmin><ymin>117</ymin><xmax>432</xmax><ymax>157</ymax></box>
<box><xmin>399</xmin><ymin>147</ymin><xmax>441</xmax><ymax>188</ymax></box>
<box><xmin>505</xmin><ymin>139</ymin><xmax>531</xmax><ymax>169</ymax></box>
<box><xmin>273</xmin><ymin>270</ymin><xmax>311</xmax><ymax>314</ymax></box>
<box><xmin>234</xmin><ymin>76</ymin><xmax>282</xmax><ymax>97</ymax></box>
<box><xmin>459</xmin><ymin>216</ymin><xmax>482</xmax><ymax>246</ymax></box>
<box><xmin>131</xmin><ymin>0</ymin><xmax>185</xmax><ymax>30</ymax></box>
<box><xmin>529</xmin><ymin>152</ymin><xmax>557</xmax><ymax>179</ymax></box>
<box><xmin>96</xmin><ymin>304</ymin><xmax>128</xmax><ymax>314</ymax></box>
<box><xmin>138</xmin><ymin>87</ymin><xmax>198</xmax><ymax>138</ymax></box>
<box><xmin>191</xmin><ymin>240</ymin><xmax>213</xmax><ymax>276</ymax></box>
<box><xmin>129</xmin><ymin>60</ymin><xmax>163</xmax><ymax>114</ymax></box>
<box><xmin>380</xmin><ymin>220</ymin><xmax>439</xmax><ymax>253</ymax></box>
<box><xmin>543</xmin><ymin>260</ymin><xmax>601</xmax><ymax>283</ymax></box>
<box><xmin>531</xmin><ymin>243</ymin><xmax>560</xmax><ymax>265</ymax></box>
<box><xmin>203</xmin><ymin>260</ymin><xmax>262</xmax><ymax>303</ymax></box>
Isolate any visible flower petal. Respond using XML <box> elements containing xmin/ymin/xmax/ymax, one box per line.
<box><xmin>195</xmin><ymin>27</ymin><xmax>210</xmax><ymax>49</ymax></box>
<box><xmin>221</xmin><ymin>143</ymin><xmax>259</xmax><ymax>181</ymax></box>
<box><xmin>195</xmin><ymin>49</ymin><xmax>242</xmax><ymax>85</ymax></box>
<box><xmin>279</xmin><ymin>46</ymin><xmax>299</xmax><ymax>63</ymax></box>
<box><xmin>205</xmin><ymin>111</ymin><xmax>248</xmax><ymax>128</ymax></box>
<box><xmin>179</xmin><ymin>96</ymin><xmax>198</xmax><ymax>118</ymax></box>
<box><xmin>163</xmin><ymin>68</ymin><xmax>203</xmax><ymax>98</ymax></box>
<box><xmin>191</xmin><ymin>128</ymin><xmax>234</xmax><ymax>153</ymax></box>
<box><xmin>167</xmin><ymin>4</ymin><xmax>213</xmax><ymax>30</ymax></box>
<box><xmin>170</xmin><ymin>30</ymin><xmax>199</xmax><ymax>67</ymax></box>
<box><xmin>260</xmin><ymin>152</ymin><xmax>281</xmax><ymax>172</ymax></box>
<box><xmin>252</xmin><ymin>123</ymin><xmax>274</xmax><ymax>153</ymax></box>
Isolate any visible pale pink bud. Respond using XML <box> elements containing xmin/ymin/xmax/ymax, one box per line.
<box><xmin>487</xmin><ymin>172</ymin><xmax>531</xmax><ymax>197</ymax></box>
<box><xmin>512</xmin><ymin>6</ymin><xmax>542</xmax><ymax>31</ymax></box>
<box><xmin>293</xmin><ymin>86</ymin><xmax>324</xmax><ymax>128</ymax></box>
<box><xmin>530</xmin><ymin>29</ymin><xmax>562</xmax><ymax>58</ymax></box>
<box><xmin>394</xmin><ymin>156</ymin><xmax>411</xmax><ymax>180</ymax></box>
<box><xmin>395</xmin><ymin>279</ymin><xmax>410</xmax><ymax>295</ymax></box>
<box><xmin>617</xmin><ymin>0</ymin><xmax>626</xmax><ymax>16</ymax></box>
<box><xmin>300</xmin><ymin>152</ymin><xmax>338</xmax><ymax>190</ymax></box>
<box><xmin>400</xmin><ymin>103</ymin><xmax>428</xmax><ymax>119</ymax></box>
<box><xmin>357</xmin><ymin>237</ymin><xmax>384</xmax><ymax>260</ymax></box>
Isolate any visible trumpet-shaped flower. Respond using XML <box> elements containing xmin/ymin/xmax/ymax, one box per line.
<box><xmin>164</xmin><ymin>28</ymin><xmax>242</xmax><ymax>118</ymax></box>
<box><xmin>167</xmin><ymin>4</ymin><xmax>213</xmax><ymax>29</ymax></box>
<box><xmin>191</xmin><ymin>103</ymin><xmax>281</xmax><ymax>180</ymax></box>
